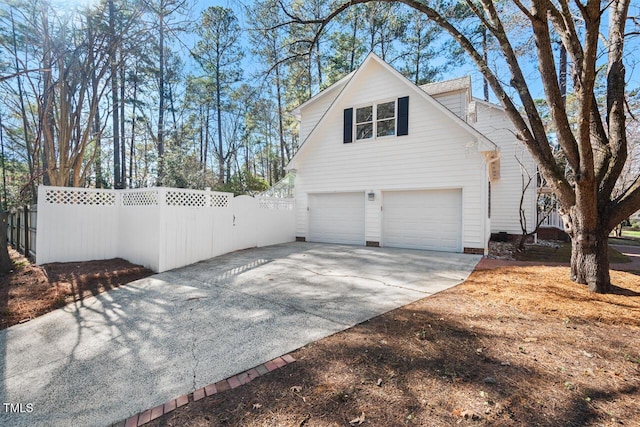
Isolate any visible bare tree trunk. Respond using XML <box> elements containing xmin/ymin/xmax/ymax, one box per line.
<box><xmin>168</xmin><ymin>80</ymin><xmax>177</xmax><ymax>132</ymax></box>
<box><xmin>90</xmin><ymin>46</ymin><xmax>104</xmax><ymax>188</ymax></box>
<box><xmin>129</xmin><ymin>69</ymin><xmax>138</xmax><ymax>188</ymax></box>
<box><xmin>204</xmin><ymin>104</ymin><xmax>210</xmax><ymax>172</ymax></box>
<box><xmin>11</xmin><ymin>10</ymin><xmax>37</xmax><ymax>197</ymax></box>
<box><xmin>482</xmin><ymin>28</ymin><xmax>489</xmax><ymax>102</ymax></box>
<box><xmin>109</xmin><ymin>0</ymin><xmax>122</xmax><ymax>189</ymax></box>
<box><xmin>40</xmin><ymin>9</ymin><xmax>55</xmax><ymax>187</ymax></box>
<box><xmin>199</xmin><ymin>104</ymin><xmax>204</xmax><ymax>166</ymax></box>
<box><xmin>349</xmin><ymin>13</ymin><xmax>359</xmax><ymax>72</ymax></box>
<box><xmin>275</xmin><ymin>63</ymin><xmax>288</xmax><ymax>180</ymax></box>
<box><xmin>216</xmin><ymin>53</ymin><xmax>224</xmax><ymax>183</ymax></box>
<box><xmin>157</xmin><ymin>12</ymin><xmax>165</xmax><ymax>185</ymax></box>
<box><xmin>569</xmin><ymin>220</ymin><xmax>611</xmax><ymax>293</ymax></box>
<box><xmin>120</xmin><ymin>57</ymin><xmax>126</xmax><ymax>187</ymax></box>
<box><xmin>413</xmin><ymin>24</ymin><xmax>422</xmax><ymax>85</ymax></box>
<box><xmin>315</xmin><ymin>40</ymin><xmax>322</xmax><ymax>88</ymax></box>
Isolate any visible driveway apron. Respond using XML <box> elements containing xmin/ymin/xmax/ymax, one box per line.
<box><xmin>0</xmin><ymin>242</ymin><xmax>480</xmax><ymax>427</ymax></box>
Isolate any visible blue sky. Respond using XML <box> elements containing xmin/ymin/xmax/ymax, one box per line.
<box><xmin>189</xmin><ymin>0</ymin><xmax>640</xmax><ymax>103</ymax></box>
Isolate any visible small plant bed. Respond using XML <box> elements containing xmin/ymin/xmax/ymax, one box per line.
<box><xmin>147</xmin><ymin>266</ymin><xmax>640</xmax><ymax>427</ymax></box>
<box><xmin>514</xmin><ymin>241</ymin><xmax>630</xmax><ymax>264</ymax></box>
<box><xmin>0</xmin><ymin>248</ymin><xmax>153</xmax><ymax>329</ymax></box>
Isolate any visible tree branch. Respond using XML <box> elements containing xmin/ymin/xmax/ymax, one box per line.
<box><xmin>609</xmin><ymin>177</ymin><xmax>640</xmax><ymax>228</ymax></box>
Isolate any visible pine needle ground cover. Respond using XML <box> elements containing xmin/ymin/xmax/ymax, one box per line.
<box><xmin>150</xmin><ymin>266</ymin><xmax>639</xmax><ymax>427</ymax></box>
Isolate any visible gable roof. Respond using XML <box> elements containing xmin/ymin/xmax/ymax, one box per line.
<box><xmin>290</xmin><ymin>71</ymin><xmax>355</xmax><ymax>119</ymax></box>
<box><xmin>287</xmin><ymin>53</ymin><xmax>497</xmax><ymax>170</ymax></box>
<box><xmin>472</xmin><ymin>96</ymin><xmax>506</xmax><ymax>112</ymax></box>
<box><xmin>420</xmin><ymin>76</ymin><xmax>471</xmax><ymax>96</ymax></box>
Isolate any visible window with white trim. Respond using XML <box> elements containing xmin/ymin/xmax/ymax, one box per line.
<box><xmin>354</xmin><ymin>101</ymin><xmax>395</xmax><ymax>141</ymax></box>
<box><xmin>355</xmin><ymin>105</ymin><xmax>374</xmax><ymax>140</ymax></box>
<box><xmin>343</xmin><ymin>97</ymin><xmax>408</xmax><ymax>144</ymax></box>
<box><xmin>376</xmin><ymin>101</ymin><xmax>396</xmax><ymax>137</ymax></box>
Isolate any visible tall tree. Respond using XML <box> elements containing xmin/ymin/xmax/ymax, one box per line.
<box><xmin>251</xmin><ymin>0</ymin><xmax>295</xmax><ymax>180</ymax></box>
<box><xmin>193</xmin><ymin>6</ymin><xmax>243</xmax><ymax>184</ymax></box>
<box><xmin>361</xmin><ymin>2</ymin><xmax>407</xmax><ymax>63</ymax></box>
<box><xmin>29</xmin><ymin>3</ymin><xmax>114</xmax><ymax>187</ymax></box>
<box><xmin>290</xmin><ymin>0</ymin><xmax>640</xmax><ymax>293</ymax></box>
<box><xmin>325</xmin><ymin>5</ymin><xmax>366</xmax><ymax>85</ymax></box>
<box><xmin>400</xmin><ymin>12</ymin><xmax>443</xmax><ymax>85</ymax></box>
<box><xmin>141</xmin><ymin>0</ymin><xmax>187</xmax><ymax>185</ymax></box>
<box><xmin>109</xmin><ymin>0</ymin><xmax>123</xmax><ymax>189</ymax></box>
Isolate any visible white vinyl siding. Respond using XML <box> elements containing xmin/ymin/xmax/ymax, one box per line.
<box><xmin>472</xmin><ymin>102</ymin><xmax>537</xmax><ymax>234</ymax></box>
<box><xmin>431</xmin><ymin>92</ymin><xmax>467</xmax><ymax>120</ymax></box>
<box><xmin>383</xmin><ymin>190</ymin><xmax>462</xmax><ymax>252</ymax></box>
<box><xmin>293</xmin><ymin>58</ymin><xmax>488</xmax><ymax>251</ymax></box>
<box><xmin>299</xmin><ymin>80</ymin><xmax>349</xmax><ymax>143</ymax></box>
<box><xmin>308</xmin><ymin>193</ymin><xmax>365</xmax><ymax>245</ymax></box>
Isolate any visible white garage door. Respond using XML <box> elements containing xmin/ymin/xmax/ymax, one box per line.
<box><xmin>309</xmin><ymin>192</ymin><xmax>365</xmax><ymax>245</ymax></box>
<box><xmin>383</xmin><ymin>189</ymin><xmax>462</xmax><ymax>252</ymax></box>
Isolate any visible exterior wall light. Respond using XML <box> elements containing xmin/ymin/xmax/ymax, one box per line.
<box><xmin>368</xmin><ymin>191</ymin><xmax>375</xmax><ymax>201</ymax></box>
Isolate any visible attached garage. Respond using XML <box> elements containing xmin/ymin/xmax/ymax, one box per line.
<box><xmin>308</xmin><ymin>192</ymin><xmax>365</xmax><ymax>245</ymax></box>
<box><xmin>382</xmin><ymin>189</ymin><xmax>462</xmax><ymax>252</ymax></box>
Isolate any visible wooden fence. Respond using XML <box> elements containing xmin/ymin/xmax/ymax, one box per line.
<box><xmin>6</xmin><ymin>205</ymin><xmax>37</xmax><ymax>258</ymax></box>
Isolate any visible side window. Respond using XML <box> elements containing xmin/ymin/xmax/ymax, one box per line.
<box><xmin>355</xmin><ymin>105</ymin><xmax>373</xmax><ymax>140</ymax></box>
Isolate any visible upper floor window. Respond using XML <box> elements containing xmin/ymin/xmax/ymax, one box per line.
<box><xmin>355</xmin><ymin>105</ymin><xmax>374</xmax><ymax>140</ymax></box>
<box><xmin>344</xmin><ymin>96</ymin><xmax>408</xmax><ymax>144</ymax></box>
<box><xmin>355</xmin><ymin>101</ymin><xmax>396</xmax><ymax>141</ymax></box>
<box><xmin>376</xmin><ymin>101</ymin><xmax>396</xmax><ymax>137</ymax></box>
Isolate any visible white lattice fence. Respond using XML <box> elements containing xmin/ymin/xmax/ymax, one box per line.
<box><xmin>37</xmin><ymin>187</ymin><xmax>120</xmax><ymax>264</ymax></box>
<box><xmin>36</xmin><ymin>186</ymin><xmax>294</xmax><ymax>272</ymax></box>
<box><xmin>44</xmin><ymin>187</ymin><xmax>116</xmax><ymax>206</ymax></box>
<box><xmin>122</xmin><ymin>190</ymin><xmax>159</xmax><ymax>206</ymax></box>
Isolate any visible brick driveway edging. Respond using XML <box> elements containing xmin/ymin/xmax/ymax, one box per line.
<box><xmin>116</xmin><ymin>354</ymin><xmax>296</xmax><ymax>427</ymax></box>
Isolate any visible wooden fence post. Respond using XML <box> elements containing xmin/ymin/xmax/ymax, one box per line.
<box><xmin>16</xmin><ymin>209</ymin><xmax>21</xmax><ymax>252</ymax></box>
<box><xmin>23</xmin><ymin>205</ymin><xmax>29</xmax><ymax>257</ymax></box>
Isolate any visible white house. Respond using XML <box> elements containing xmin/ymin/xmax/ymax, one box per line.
<box><xmin>287</xmin><ymin>53</ymin><xmax>537</xmax><ymax>254</ymax></box>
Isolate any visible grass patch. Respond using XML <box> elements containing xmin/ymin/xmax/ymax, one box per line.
<box><xmin>609</xmin><ymin>236</ymin><xmax>640</xmax><ymax>247</ymax></box>
<box><xmin>516</xmin><ymin>242</ymin><xmax>630</xmax><ymax>263</ymax></box>
<box><xmin>622</xmin><ymin>229</ymin><xmax>640</xmax><ymax>238</ymax></box>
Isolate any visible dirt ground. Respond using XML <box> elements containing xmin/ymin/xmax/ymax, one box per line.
<box><xmin>0</xmin><ymin>248</ymin><xmax>153</xmax><ymax>329</ymax></box>
<box><xmin>148</xmin><ymin>266</ymin><xmax>640</xmax><ymax>427</ymax></box>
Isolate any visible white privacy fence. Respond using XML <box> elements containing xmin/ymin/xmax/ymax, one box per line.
<box><xmin>35</xmin><ymin>186</ymin><xmax>295</xmax><ymax>272</ymax></box>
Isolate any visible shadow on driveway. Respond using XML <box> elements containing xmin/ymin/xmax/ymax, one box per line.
<box><xmin>0</xmin><ymin>242</ymin><xmax>480</xmax><ymax>427</ymax></box>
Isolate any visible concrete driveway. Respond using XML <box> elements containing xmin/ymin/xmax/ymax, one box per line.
<box><xmin>0</xmin><ymin>242</ymin><xmax>480</xmax><ymax>427</ymax></box>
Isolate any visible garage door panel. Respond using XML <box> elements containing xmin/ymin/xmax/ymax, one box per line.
<box><xmin>309</xmin><ymin>193</ymin><xmax>365</xmax><ymax>245</ymax></box>
<box><xmin>383</xmin><ymin>190</ymin><xmax>462</xmax><ymax>252</ymax></box>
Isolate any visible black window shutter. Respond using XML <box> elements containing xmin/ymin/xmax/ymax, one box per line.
<box><xmin>397</xmin><ymin>96</ymin><xmax>409</xmax><ymax>136</ymax></box>
<box><xmin>343</xmin><ymin>108</ymin><xmax>353</xmax><ymax>143</ymax></box>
